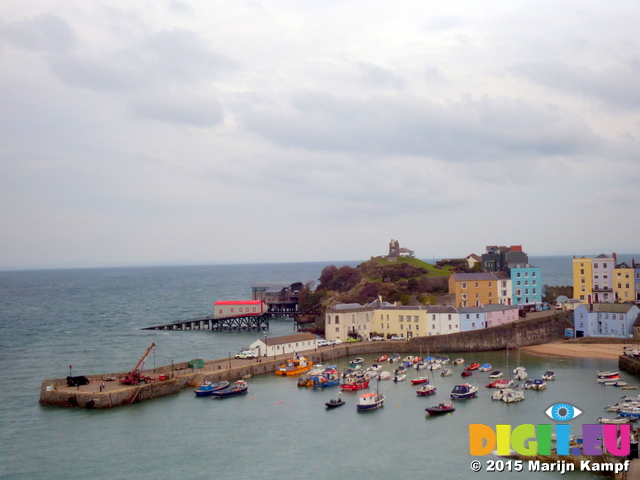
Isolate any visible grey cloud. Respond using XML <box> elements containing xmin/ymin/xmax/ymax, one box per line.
<box><xmin>130</xmin><ymin>94</ymin><xmax>224</xmax><ymax>127</ymax></box>
<box><xmin>240</xmin><ymin>92</ymin><xmax>601</xmax><ymax>161</ymax></box>
<box><xmin>0</xmin><ymin>14</ymin><xmax>76</xmax><ymax>53</ymax></box>
<box><xmin>512</xmin><ymin>61</ymin><xmax>640</xmax><ymax>109</ymax></box>
<box><xmin>357</xmin><ymin>62</ymin><xmax>405</xmax><ymax>89</ymax></box>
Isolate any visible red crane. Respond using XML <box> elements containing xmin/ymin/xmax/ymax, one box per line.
<box><xmin>119</xmin><ymin>342</ymin><xmax>156</xmax><ymax>385</ymax></box>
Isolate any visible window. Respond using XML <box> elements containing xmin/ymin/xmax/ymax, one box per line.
<box><xmin>399</xmin><ymin>315</ymin><xmax>404</xmax><ymax>322</ymax></box>
<box><xmin>461</xmin><ymin>282</ymin><xmax>467</xmax><ymax>289</ymax></box>
<box><xmin>416</xmin><ymin>325</ymin><xmax>419</xmax><ymax>330</ymax></box>
<box><xmin>532</xmin><ymin>272</ymin><xmax>536</xmax><ymax>277</ymax></box>
<box><xmin>594</xmin><ymin>263</ymin><xmax>598</xmax><ymax>268</ymax></box>
<box><xmin>525</xmin><ymin>272</ymin><xmax>529</xmax><ymax>278</ymax></box>
<box><xmin>472</xmin><ymin>322</ymin><xmax>475</xmax><ymax>328</ymax></box>
<box><xmin>448</xmin><ymin>325</ymin><xmax>452</xmax><ymax>330</ymax></box>
<box><xmin>466</xmin><ymin>314</ymin><xmax>470</xmax><ymax>319</ymax></box>
<box><xmin>336</xmin><ymin>327</ymin><xmax>340</xmax><ymax>332</ymax></box>
<box><xmin>462</xmin><ymin>293</ymin><xmax>468</xmax><ymax>299</ymax></box>
<box><xmin>414</xmin><ymin>316</ymin><xmax>419</xmax><ymax>322</ymax></box>
<box><xmin>517</xmin><ymin>272</ymin><xmax>521</xmax><ymax>278</ymax></box>
<box><xmin>448</xmin><ymin>314</ymin><xmax>452</xmax><ymax>320</ymax></box>
<box><xmin>432</xmin><ymin>325</ymin><xmax>436</xmax><ymax>330</ymax></box>
<box><xmin>475</xmin><ymin>283</ymin><xmax>479</xmax><ymax>288</ymax></box>
<box><xmin>335</xmin><ymin>315</ymin><xmax>340</xmax><ymax>324</ymax></box>
<box><xmin>352</xmin><ymin>314</ymin><xmax>355</xmax><ymax>323</ymax></box>
<box><xmin>603</xmin><ymin>263</ymin><xmax>607</xmax><ymax>268</ymax></box>
<box><xmin>327</xmin><ymin>316</ymin><xmax>331</xmax><ymax>325</ymax></box>
<box><xmin>489</xmin><ymin>282</ymin><xmax>492</xmax><ymax>287</ymax></box>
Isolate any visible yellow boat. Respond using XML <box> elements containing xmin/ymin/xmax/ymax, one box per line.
<box><xmin>276</xmin><ymin>356</ymin><xmax>312</xmax><ymax>376</ymax></box>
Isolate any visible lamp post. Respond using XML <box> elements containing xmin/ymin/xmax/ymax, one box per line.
<box><xmin>263</xmin><ymin>331</ymin><xmax>268</xmax><ymax>358</ymax></box>
<box><xmin>229</xmin><ymin>352</ymin><xmax>231</xmax><ymax>369</ymax></box>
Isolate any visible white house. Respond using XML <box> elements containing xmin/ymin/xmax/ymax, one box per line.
<box><xmin>573</xmin><ymin>304</ymin><xmax>640</xmax><ymax>338</ymax></box>
<box><xmin>425</xmin><ymin>305</ymin><xmax>460</xmax><ymax>336</ymax></box>
<box><xmin>250</xmin><ymin>333</ymin><xmax>317</xmax><ymax>357</ymax></box>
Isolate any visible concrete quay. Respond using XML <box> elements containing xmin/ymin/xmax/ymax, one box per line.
<box><xmin>39</xmin><ymin>311</ymin><xmax>573</xmax><ymax>409</ymax></box>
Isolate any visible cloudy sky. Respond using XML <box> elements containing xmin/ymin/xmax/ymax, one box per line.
<box><xmin>1</xmin><ymin>1</ymin><xmax>639</xmax><ymax>269</ymax></box>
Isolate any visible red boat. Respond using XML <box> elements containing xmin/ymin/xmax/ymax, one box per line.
<box><xmin>485</xmin><ymin>379</ymin><xmax>513</xmax><ymax>389</ymax></box>
<box><xmin>375</xmin><ymin>355</ymin><xmax>388</xmax><ymax>363</ymax></box>
<box><xmin>411</xmin><ymin>376</ymin><xmax>429</xmax><ymax>385</ymax></box>
<box><xmin>416</xmin><ymin>384</ymin><xmax>436</xmax><ymax>396</ymax></box>
<box><xmin>461</xmin><ymin>371</ymin><xmax>473</xmax><ymax>377</ymax></box>
<box><xmin>467</xmin><ymin>363</ymin><xmax>480</xmax><ymax>371</ymax></box>
<box><xmin>340</xmin><ymin>374</ymin><xmax>370</xmax><ymax>390</ymax></box>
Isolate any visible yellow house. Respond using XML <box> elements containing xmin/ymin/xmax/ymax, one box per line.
<box><xmin>613</xmin><ymin>263</ymin><xmax>635</xmax><ymax>303</ymax></box>
<box><xmin>375</xmin><ymin>305</ymin><xmax>428</xmax><ymax>339</ymax></box>
<box><xmin>573</xmin><ymin>257</ymin><xmax>593</xmax><ymax>304</ymax></box>
<box><xmin>448</xmin><ymin>273</ymin><xmax>500</xmax><ymax>308</ymax></box>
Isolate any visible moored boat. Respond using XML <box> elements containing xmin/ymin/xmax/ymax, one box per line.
<box><xmin>478</xmin><ymin>364</ymin><xmax>492</xmax><ymax>372</ymax></box>
<box><xmin>467</xmin><ymin>363</ymin><xmax>480</xmax><ymax>371</ymax></box>
<box><xmin>388</xmin><ymin>354</ymin><xmax>401</xmax><ymax>363</ymax></box>
<box><xmin>411</xmin><ymin>376</ymin><xmax>429</xmax><ymax>385</ymax></box>
<box><xmin>488</xmin><ymin>371</ymin><xmax>503</xmax><ymax>379</ymax></box>
<box><xmin>440</xmin><ymin>368</ymin><xmax>452</xmax><ymax>377</ymax></box>
<box><xmin>453</xmin><ymin>358</ymin><xmax>464</xmax><ymax>365</ymax></box>
<box><xmin>485</xmin><ymin>378</ymin><xmax>513</xmax><ymax>389</ymax></box>
<box><xmin>374</xmin><ymin>355</ymin><xmax>388</xmax><ymax>363</ymax></box>
<box><xmin>357</xmin><ymin>382</ymin><xmax>384</xmax><ymax>411</ymax></box>
<box><xmin>275</xmin><ymin>356</ymin><xmax>312</xmax><ymax>376</ymax></box>
<box><xmin>194</xmin><ymin>381</ymin><xmax>229</xmax><ymax>396</ymax></box>
<box><xmin>425</xmin><ymin>401</ymin><xmax>455</xmax><ymax>415</ymax></box>
<box><xmin>450</xmin><ymin>383</ymin><xmax>478</xmax><ymax>400</ymax></box>
<box><xmin>416</xmin><ymin>384</ymin><xmax>436</xmax><ymax>396</ymax></box>
<box><xmin>341</xmin><ymin>373</ymin><xmax>370</xmax><ymax>390</ymax></box>
<box><xmin>542</xmin><ymin>371</ymin><xmax>555</xmax><ymax>381</ymax></box>
<box><xmin>211</xmin><ymin>380</ymin><xmax>248</xmax><ymax>398</ymax></box>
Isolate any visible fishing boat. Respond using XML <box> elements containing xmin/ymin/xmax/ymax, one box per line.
<box><xmin>297</xmin><ymin>374</ymin><xmax>315</xmax><ymax>387</ymax></box>
<box><xmin>341</xmin><ymin>373</ymin><xmax>370</xmax><ymax>390</ymax></box>
<box><xmin>411</xmin><ymin>376</ymin><xmax>429</xmax><ymax>385</ymax></box>
<box><xmin>488</xmin><ymin>371</ymin><xmax>503</xmax><ymax>379</ymax></box>
<box><xmin>425</xmin><ymin>401</ymin><xmax>455</xmax><ymax>415</ymax></box>
<box><xmin>194</xmin><ymin>381</ymin><xmax>229</xmax><ymax>396</ymax></box>
<box><xmin>211</xmin><ymin>380</ymin><xmax>248</xmax><ymax>398</ymax></box>
<box><xmin>478</xmin><ymin>364</ymin><xmax>492</xmax><ymax>372</ymax></box>
<box><xmin>275</xmin><ymin>356</ymin><xmax>312</xmax><ymax>376</ymax></box>
<box><xmin>542</xmin><ymin>371</ymin><xmax>556</xmax><ymax>381</ymax></box>
<box><xmin>453</xmin><ymin>358</ymin><xmax>464</xmax><ymax>365</ymax></box>
<box><xmin>325</xmin><ymin>396</ymin><xmax>345</xmax><ymax>408</ymax></box>
<box><xmin>313</xmin><ymin>367</ymin><xmax>342</xmax><ymax>387</ymax></box>
<box><xmin>450</xmin><ymin>384</ymin><xmax>478</xmax><ymax>400</ymax></box>
<box><xmin>416</xmin><ymin>384</ymin><xmax>436</xmax><ymax>396</ymax></box>
<box><xmin>357</xmin><ymin>382</ymin><xmax>384</xmax><ymax>411</ymax></box>
<box><xmin>440</xmin><ymin>368</ymin><xmax>452</xmax><ymax>377</ymax></box>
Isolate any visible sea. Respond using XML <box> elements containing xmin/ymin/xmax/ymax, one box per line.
<box><xmin>0</xmin><ymin>255</ymin><xmax>638</xmax><ymax>480</ymax></box>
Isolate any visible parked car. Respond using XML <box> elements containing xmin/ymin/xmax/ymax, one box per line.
<box><xmin>390</xmin><ymin>335</ymin><xmax>405</xmax><ymax>341</ymax></box>
<box><xmin>234</xmin><ymin>350</ymin><xmax>256</xmax><ymax>359</ymax></box>
<box><xmin>371</xmin><ymin>336</ymin><xmax>385</xmax><ymax>341</ymax></box>
<box><xmin>316</xmin><ymin>339</ymin><xmax>328</xmax><ymax>347</ymax></box>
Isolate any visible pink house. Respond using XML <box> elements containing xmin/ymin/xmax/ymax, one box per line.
<box><xmin>484</xmin><ymin>304</ymin><xmax>519</xmax><ymax>328</ymax></box>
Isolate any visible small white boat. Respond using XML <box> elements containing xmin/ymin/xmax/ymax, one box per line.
<box><xmin>427</xmin><ymin>363</ymin><xmax>441</xmax><ymax>371</ymax></box>
<box><xmin>440</xmin><ymin>368</ymin><xmax>453</xmax><ymax>377</ymax></box>
<box><xmin>478</xmin><ymin>364</ymin><xmax>492</xmax><ymax>372</ymax></box>
<box><xmin>598</xmin><ymin>417</ymin><xmax>631</xmax><ymax>424</ymax></box>
<box><xmin>542</xmin><ymin>371</ymin><xmax>555</xmax><ymax>381</ymax></box>
<box><xmin>493</xmin><ymin>388</ymin><xmax>525</xmax><ymax>403</ymax></box>
<box><xmin>393</xmin><ymin>373</ymin><xmax>407</xmax><ymax>382</ymax></box>
<box><xmin>488</xmin><ymin>371</ymin><xmax>503</xmax><ymax>379</ymax></box>
<box><xmin>453</xmin><ymin>358</ymin><xmax>464</xmax><ymax>365</ymax></box>
<box><xmin>378</xmin><ymin>371</ymin><xmax>391</xmax><ymax>380</ymax></box>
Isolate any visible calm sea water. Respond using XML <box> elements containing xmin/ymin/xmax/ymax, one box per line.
<box><xmin>0</xmin><ymin>258</ymin><xmax>636</xmax><ymax>479</ymax></box>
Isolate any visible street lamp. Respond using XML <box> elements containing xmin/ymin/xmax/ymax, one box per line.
<box><xmin>263</xmin><ymin>331</ymin><xmax>268</xmax><ymax>358</ymax></box>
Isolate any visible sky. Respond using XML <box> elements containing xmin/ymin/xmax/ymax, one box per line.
<box><xmin>1</xmin><ymin>1</ymin><xmax>639</xmax><ymax>269</ymax></box>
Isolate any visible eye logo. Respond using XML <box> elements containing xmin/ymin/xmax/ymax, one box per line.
<box><xmin>545</xmin><ymin>403</ymin><xmax>583</xmax><ymax>422</ymax></box>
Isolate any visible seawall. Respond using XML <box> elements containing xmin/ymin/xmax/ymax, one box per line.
<box><xmin>39</xmin><ymin>312</ymin><xmax>574</xmax><ymax>409</ymax></box>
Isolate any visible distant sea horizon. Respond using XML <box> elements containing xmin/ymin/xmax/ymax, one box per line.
<box><xmin>2</xmin><ymin>253</ymin><xmax>639</xmax><ymax>288</ymax></box>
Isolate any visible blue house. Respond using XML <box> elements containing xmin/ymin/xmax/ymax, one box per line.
<box><xmin>573</xmin><ymin>303</ymin><xmax>640</xmax><ymax>338</ymax></box>
<box><xmin>458</xmin><ymin>307</ymin><xmax>486</xmax><ymax>332</ymax></box>
<box><xmin>505</xmin><ymin>264</ymin><xmax>542</xmax><ymax>306</ymax></box>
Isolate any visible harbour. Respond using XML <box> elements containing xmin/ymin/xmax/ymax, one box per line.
<box><xmin>2</xmin><ymin>260</ymin><xmax>639</xmax><ymax>479</ymax></box>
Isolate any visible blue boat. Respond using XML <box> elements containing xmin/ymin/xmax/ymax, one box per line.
<box><xmin>450</xmin><ymin>383</ymin><xmax>479</xmax><ymax>400</ymax></box>
<box><xmin>194</xmin><ymin>381</ymin><xmax>229</xmax><ymax>397</ymax></box>
<box><xmin>211</xmin><ymin>380</ymin><xmax>249</xmax><ymax>398</ymax></box>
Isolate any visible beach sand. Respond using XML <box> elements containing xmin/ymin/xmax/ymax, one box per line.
<box><xmin>521</xmin><ymin>341</ymin><xmax>629</xmax><ymax>360</ymax></box>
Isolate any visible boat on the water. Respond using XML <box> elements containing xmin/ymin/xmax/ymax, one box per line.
<box><xmin>411</xmin><ymin>376</ymin><xmax>429</xmax><ymax>385</ymax></box>
<box><xmin>542</xmin><ymin>371</ymin><xmax>555</xmax><ymax>381</ymax></box>
<box><xmin>461</xmin><ymin>370</ymin><xmax>473</xmax><ymax>377</ymax></box>
<box><xmin>488</xmin><ymin>371</ymin><xmax>503</xmax><ymax>379</ymax></box>
<box><xmin>440</xmin><ymin>368</ymin><xmax>452</xmax><ymax>377</ymax></box>
<box><xmin>467</xmin><ymin>363</ymin><xmax>480</xmax><ymax>371</ymax></box>
<box><xmin>485</xmin><ymin>378</ymin><xmax>513</xmax><ymax>389</ymax></box>
<box><xmin>388</xmin><ymin>354</ymin><xmax>401</xmax><ymax>363</ymax></box>
<box><xmin>450</xmin><ymin>384</ymin><xmax>478</xmax><ymax>400</ymax></box>
<box><xmin>341</xmin><ymin>373</ymin><xmax>370</xmax><ymax>390</ymax></box>
<box><xmin>453</xmin><ymin>358</ymin><xmax>464</xmax><ymax>365</ymax></box>
<box><xmin>492</xmin><ymin>388</ymin><xmax>525</xmax><ymax>403</ymax></box>
<box><xmin>374</xmin><ymin>355</ymin><xmax>388</xmax><ymax>363</ymax></box>
<box><xmin>325</xmin><ymin>396</ymin><xmax>345</xmax><ymax>408</ymax></box>
<box><xmin>194</xmin><ymin>381</ymin><xmax>229</xmax><ymax>396</ymax></box>
<box><xmin>378</xmin><ymin>371</ymin><xmax>391</xmax><ymax>380</ymax></box>
<box><xmin>416</xmin><ymin>384</ymin><xmax>436</xmax><ymax>396</ymax></box>
<box><xmin>211</xmin><ymin>380</ymin><xmax>248</xmax><ymax>398</ymax></box>
<box><xmin>276</xmin><ymin>356</ymin><xmax>312</xmax><ymax>376</ymax></box>
<box><xmin>425</xmin><ymin>401</ymin><xmax>455</xmax><ymax>415</ymax></box>
<box><xmin>478</xmin><ymin>364</ymin><xmax>492</xmax><ymax>372</ymax></box>
<box><xmin>357</xmin><ymin>383</ymin><xmax>384</xmax><ymax>411</ymax></box>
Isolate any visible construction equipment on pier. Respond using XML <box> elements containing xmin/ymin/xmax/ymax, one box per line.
<box><xmin>119</xmin><ymin>342</ymin><xmax>156</xmax><ymax>385</ymax></box>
